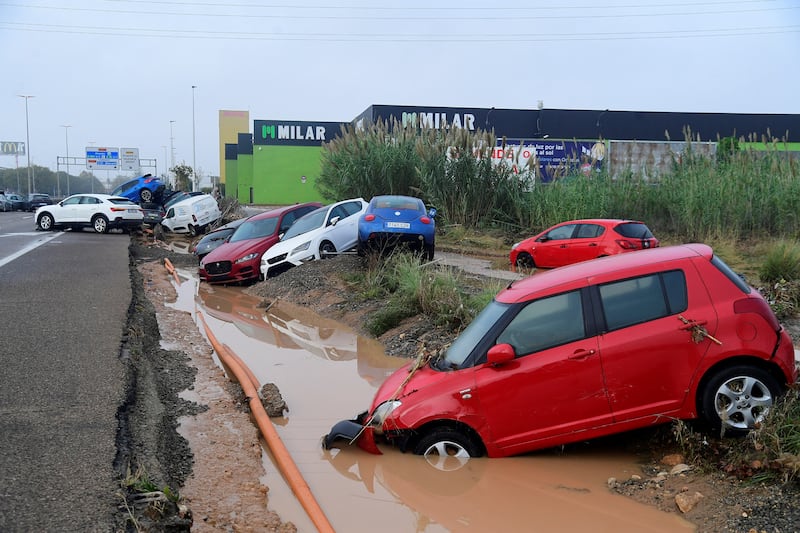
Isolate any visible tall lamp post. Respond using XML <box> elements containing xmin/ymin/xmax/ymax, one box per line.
<box><xmin>60</xmin><ymin>125</ymin><xmax>71</xmax><ymax>197</ymax></box>
<box><xmin>191</xmin><ymin>85</ymin><xmax>197</xmax><ymax>191</ymax></box>
<box><xmin>169</xmin><ymin>120</ymin><xmax>176</xmax><ymax>188</ymax></box>
<box><xmin>17</xmin><ymin>95</ymin><xmax>34</xmax><ymax>194</ymax></box>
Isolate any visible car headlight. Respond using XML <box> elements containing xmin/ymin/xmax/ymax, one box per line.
<box><xmin>291</xmin><ymin>241</ymin><xmax>311</xmax><ymax>255</ymax></box>
<box><xmin>368</xmin><ymin>400</ymin><xmax>402</xmax><ymax>434</ymax></box>
<box><xmin>511</xmin><ymin>242</ymin><xmax>520</xmax><ymax>250</ymax></box>
<box><xmin>236</xmin><ymin>252</ymin><xmax>259</xmax><ymax>264</ymax></box>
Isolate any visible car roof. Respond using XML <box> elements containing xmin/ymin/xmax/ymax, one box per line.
<box><xmin>248</xmin><ymin>202</ymin><xmax>323</xmax><ymax>221</ymax></box>
<box><xmin>553</xmin><ymin>218</ymin><xmax>644</xmax><ymax>225</ymax></box>
<box><xmin>497</xmin><ymin>243</ymin><xmax>712</xmax><ymax>304</ymax></box>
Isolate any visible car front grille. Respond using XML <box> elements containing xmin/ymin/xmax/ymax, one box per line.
<box><xmin>267</xmin><ymin>253</ymin><xmax>288</xmax><ymax>265</ymax></box>
<box><xmin>205</xmin><ymin>260</ymin><xmax>232</xmax><ymax>275</ymax></box>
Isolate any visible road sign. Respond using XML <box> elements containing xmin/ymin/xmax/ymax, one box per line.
<box><xmin>1</xmin><ymin>141</ymin><xmax>25</xmax><ymax>155</ymax></box>
<box><xmin>86</xmin><ymin>147</ymin><xmax>120</xmax><ymax>170</ymax></box>
<box><xmin>121</xmin><ymin>147</ymin><xmax>140</xmax><ymax>172</ymax></box>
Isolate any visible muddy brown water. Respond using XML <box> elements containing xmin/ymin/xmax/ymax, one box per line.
<box><xmin>169</xmin><ymin>268</ymin><xmax>694</xmax><ymax>532</ymax></box>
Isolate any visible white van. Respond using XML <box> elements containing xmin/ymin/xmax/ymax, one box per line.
<box><xmin>160</xmin><ymin>194</ymin><xmax>221</xmax><ymax>235</ymax></box>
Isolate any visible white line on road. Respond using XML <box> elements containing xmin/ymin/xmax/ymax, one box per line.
<box><xmin>0</xmin><ymin>232</ymin><xmax>62</xmax><ymax>269</ymax></box>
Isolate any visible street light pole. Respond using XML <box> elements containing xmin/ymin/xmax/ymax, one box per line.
<box><xmin>169</xmin><ymin>120</ymin><xmax>176</xmax><ymax>188</ymax></box>
<box><xmin>191</xmin><ymin>85</ymin><xmax>197</xmax><ymax>191</ymax></box>
<box><xmin>17</xmin><ymin>95</ymin><xmax>34</xmax><ymax>194</ymax></box>
<box><xmin>61</xmin><ymin>125</ymin><xmax>71</xmax><ymax>197</ymax></box>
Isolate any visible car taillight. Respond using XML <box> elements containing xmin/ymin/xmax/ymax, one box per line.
<box><xmin>111</xmin><ymin>207</ymin><xmax>126</xmax><ymax>212</ymax></box>
<box><xmin>420</xmin><ymin>216</ymin><xmax>431</xmax><ymax>224</ymax></box>
<box><xmin>364</xmin><ymin>214</ymin><xmax>376</xmax><ymax>222</ymax></box>
<box><xmin>615</xmin><ymin>239</ymin><xmax>639</xmax><ymax>250</ymax></box>
<box><xmin>734</xmin><ymin>297</ymin><xmax>781</xmax><ymax>331</ymax></box>
<box><xmin>144</xmin><ymin>178</ymin><xmax>154</xmax><ymax>183</ymax></box>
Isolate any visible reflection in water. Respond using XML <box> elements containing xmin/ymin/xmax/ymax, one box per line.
<box><xmin>184</xmin><ymin>280</ymin><xmax>693</xmax><ymax>533</ymax></box>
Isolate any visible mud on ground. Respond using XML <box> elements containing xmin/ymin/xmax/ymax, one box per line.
<box><xmin>122</xmin><ymin>237</ymin><xmax>800</xmax><ymax>533</ymax></box>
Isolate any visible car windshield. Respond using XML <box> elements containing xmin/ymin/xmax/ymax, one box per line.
<box><xmin>373</xmin><ymin>197</ymin><xmax>423</xmax><ymax>212</ymax></box>
<box><xmin>230</xmin><ymin>216</ymin><xmax>279</xmax><ymax>242</ymax></box>
<box><xmin>282</xmin><ymin>207</ymin><xmax>327</xmax><ymax>240</ymax></box>
<box><xmin>436</xmin><ymin>300</ymin><xmax>511</xmax><ymax>370</ymax></box>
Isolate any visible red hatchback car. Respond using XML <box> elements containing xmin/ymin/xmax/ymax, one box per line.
<box><xmin>198</xmin><ymin>202</ymin><xmax>321</xmax><ymax>284</ymax></box>
<box><xmin>510</xmin><ymin>218</ymin><xmax>659</xmax><ymax>269</ymax></box>
<box><xmin>325</xmin><ymin>243</ymin><xmax>798</xmax><ymax>460</ymax></box>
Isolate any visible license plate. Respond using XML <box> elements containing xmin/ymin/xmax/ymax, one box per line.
<box><xmin>386</xmin><ymin>222</ymin><xmax>410</xmax><ymax>229</ymax></box>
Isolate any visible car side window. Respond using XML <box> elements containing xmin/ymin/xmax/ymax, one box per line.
<box><xmin>279</xmin><ymin>212</ymin><xmax>296</xmax><ymax>233</ymax></box>
<box><xmin>599</xmin><ymin>270</ymin><xmax>687</xmax><ymax>331</ymax></box>
<box><xmin>342</xmin><ymin>201</ymin><xmax>363</xmax><ymax>217</ymax></box>
<box><xmin>63</xmin><ymin>196</ymin><xmax>82</xmax><ymax>206</ymax></box>
<box><xmin>576</xmin><ymin>224</ymin><xmax>604</xmax><ymax>238</ymax></box>
<box><xmin>545</xmin><ymin>224</ymin><xmax>577</xmax><ymax>240</ymax></box>
<box><xmin>496</xmin><ymin>290</ymin><xmax>586</xmax><ymax>357</ymax></box>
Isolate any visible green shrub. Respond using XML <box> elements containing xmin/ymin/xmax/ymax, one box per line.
<box><xmin>759</xmin><ymin>241</ymin><xmax>800</xmax><ymax>283</ymax></box>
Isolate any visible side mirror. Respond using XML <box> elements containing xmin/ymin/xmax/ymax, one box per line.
<box><xmin>329</xmin><ymin>216</ymin><xmax>340</xmax><ymax>227</ymax></box>
<box><xmin>428</xmin><ymin>208</ymin><xmax>437</xmax><ymax>218</ymax></box>
<box><xmin>486</xmin><ymin>343</ymin><xmax>515</xmax><ymax>366</ymax></box>
<box><xmin>537</xmin><ymin>236</ymin><xmax>549</xmax><ymax>242</ymax></box>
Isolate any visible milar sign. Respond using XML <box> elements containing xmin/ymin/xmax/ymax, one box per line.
<box><xmin>254</xmin><ymin>120</ymin><xmax>344</xmax><ymax>147</ymax></box>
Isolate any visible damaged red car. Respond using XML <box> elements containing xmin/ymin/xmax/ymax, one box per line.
<box><xmin>325</xmin><ymin>244</ymin><xmax>798</xmax><ymax>460</ymax></box>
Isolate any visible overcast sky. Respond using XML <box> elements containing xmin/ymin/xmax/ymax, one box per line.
<box><xmin>1</xmin><ymin>0</ymin><xmax>798</xmax><ymax>182</ymax></box>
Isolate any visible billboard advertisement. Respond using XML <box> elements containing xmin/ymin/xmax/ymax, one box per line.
<box><xmin>493</xmin><ymin>139</ymin><xmax>606</xmax><ymax>182</ymax></box>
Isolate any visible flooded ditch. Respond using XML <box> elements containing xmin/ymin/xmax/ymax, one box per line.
<box><xmin>159</xmin><ymin>264</ymin><xmax>694</xmax><ymax>532</ymax></box>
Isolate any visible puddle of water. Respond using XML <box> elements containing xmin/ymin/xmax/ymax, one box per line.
<box><xmin>179</xmin><ymin>280</ymin><xmax>694</xmax><ymax>533</ymax></box>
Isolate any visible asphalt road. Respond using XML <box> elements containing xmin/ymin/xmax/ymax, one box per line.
<box><xmin>0</xmin><ymin>212</ymin><xmax>131</xmax><ymax>531</ymax></box>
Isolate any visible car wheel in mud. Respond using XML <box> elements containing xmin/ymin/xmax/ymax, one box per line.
<box><xmin>38</xmin><ymin>213</ymin><xmax>54</xmax><ymax>231</ymax></box>
<box><xmin>515</xmin><ymin>252</ymin><xmax>534</xmax><ymax>268</ymax></box>
<box><xmin>701</xmin><ymin>365</ymin><xmax>783</xmax><ymax>436</ymax></box>
<box><xmin>413</xmin><ymin>428</ymin><xmax>483</xmax><ymax>470</ymax></box>
<box><xmin>320</xmin><ymin>241</ymin><xmax>336</xmax><ymax>258</ymax></box>
<box><xmin>140</xmin><ymin>188</ymin><xmax>153</xmax><ymax>203</ymax></box>
<box><xmin>93</xmin><ymin>215</ymin><xmax>109</xmax><ymax>234</ymax></box>
<box><xmin>189</xmin><ymin>224</ymin><xmax>198</xmax><ymax>236</ymax></box>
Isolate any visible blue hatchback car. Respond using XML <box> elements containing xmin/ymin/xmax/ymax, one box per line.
<box><xmin>110</xmin><ymin>174</ymin><xmax>165</xmax><ymax>204</ymax></box>
<box><xmin>357</xmin><ymin>195</ymin><xmax>436</xmax><ymax>260</ymax></box>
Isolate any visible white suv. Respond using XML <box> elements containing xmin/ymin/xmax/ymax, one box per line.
<box><xmin>35</xmin><ymin>193</ymin><xmax>143</xmax><ymax>234</ymax></box>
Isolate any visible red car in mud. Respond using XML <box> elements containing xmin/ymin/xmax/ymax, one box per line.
<box><xmin>510</xmin><ymin>218</ymin><xmax>659</xmax><ymax>269</ymax></box>
<box><xmin>198</xmin><ymin>202</ymin><xmax>321</xmax><ymax>284</ymax></box>
<box><xmin>325</xmin><ymin>244</ymin><xmax>797</xmax><ymax>460</ymax></box>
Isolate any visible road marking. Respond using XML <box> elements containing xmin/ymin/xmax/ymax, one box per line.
<box><xmin>0</xmin><ymin>233</ymin><xmax>61</xmax><ymax>269</ymax></box>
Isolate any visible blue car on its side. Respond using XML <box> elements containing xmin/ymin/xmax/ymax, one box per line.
<box><xmin>110</xmin><ymin>174</ymin><xmax>166</xmax><ymax>204</ymax></box>
<box><xmin>357</xmin><ymin>195</ymin><xmax>436</xmax><ymax>260</ymax></box>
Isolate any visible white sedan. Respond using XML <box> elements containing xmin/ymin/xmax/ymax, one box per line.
<box><xmin>35</xmin><ymin>193</ymin><xmax>143</xmax><ymax>234</ymax></box>
<box><xmin>260</xmin><ymin>198</ymin><xmax>367</xmax><ymax>278</ymax></box>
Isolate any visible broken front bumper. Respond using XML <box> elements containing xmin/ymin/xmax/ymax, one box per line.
<box><xmin>323</xmin><ymin>418</ymin><xmax>383</xmax><ymax>455</ymax></box>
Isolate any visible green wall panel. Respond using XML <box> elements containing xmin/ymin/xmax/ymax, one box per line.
<box><xmin>237</xmin><ymin>154</ymin><xmax>253</xmax><ymax>203</ymax></box>
<box><xmin>224</xmin><ymin>159</ymin><xmax>238</xmax><ymax>199</ymax></box>
<box><xmin>252</xmin><ymin>145</ymin><xmax>325</xmax><ymax>205</ymax></box>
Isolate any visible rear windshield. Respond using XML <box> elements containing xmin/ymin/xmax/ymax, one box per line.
<box><xmin>711</xmin><ymin>255</ymin><xmax>751</xmax><ymax>294</ymax></box>
<box><xmin>614</xmin><ymin>222</ymin><xmax>654</xmax><ymax>239</ymax></box>
<box><xmin>109</xmin><ymin>198</ymin><xmax>138</xmax><ymax>206</ymax></box>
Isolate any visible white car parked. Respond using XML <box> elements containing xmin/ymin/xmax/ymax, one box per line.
<box><xmin>160</xmin><ymin>193</ymin><xmax>221</xmax><ymax>235</ymax></box>
<box><xmin>261</xmin><ymin>198</ymin><xmax>367</xmax><ymax>278</ymax></box>
<box><xmin>35</xmin><ymin>193</ymin><xmax>143</xmax><ymax>233</ymax></box>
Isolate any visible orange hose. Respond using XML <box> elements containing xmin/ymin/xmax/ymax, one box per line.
<box><xmin>197</xmin><ymin>311</ymin><xmax>335</xmax><ymax>533</ymax></box>
<box><xmin>163</xmin><ymin>258</ymin><xmax>180</xmax><ymax>284</ymax></box>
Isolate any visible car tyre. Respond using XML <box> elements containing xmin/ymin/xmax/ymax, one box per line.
<box><xmin>140</xmin><ymin>188</ymin><xmax>153</xmax><ymax>203</ymax></box>
<box><xmin>700</xmin><ymin>365</ymin><xmax>783</xmax><ymax>436</ymax></box>
<box><xmin>515</xmin><ymin>252</ymin><xmax>535</xmax><ymax>268</ymax></box>
<box><xmin>93</xmin><ymin>215</ymin><xmax>109</xmax><ymax>234</ymax></box>
<box><xmin>38</xmin><ymin>213</ymin><xmax>54</xmax><ymax>231</ymax></box>
<box><xmin>423</xmin><ymin>243</ymin><xmax>435</xmax><ymax>261</ymax></box>
<box><xmin>319</xmin><ymin>241</ymin><xmax>336</xmax><ymax>258</ymax></box>
<box><xmin>413</xmin><ymin>428</ymin><xmax>483</xmax><ymax>468</ymax></box>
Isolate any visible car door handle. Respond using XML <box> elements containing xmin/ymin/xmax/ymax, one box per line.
<box><xmin>678</xmin><ymin>318</ymin><xmax>707</xmax><ymax>330</ymax></box>
<box><xmin>568</xmin><ymin>348</ymin><xmax>596</xmax><ymax>360</ymax></box>
<box><xmin>588</xmin><ymin>243</ymin><xmax>597</xmax><ymax>247</ymax></box>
